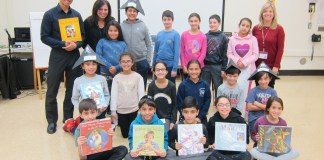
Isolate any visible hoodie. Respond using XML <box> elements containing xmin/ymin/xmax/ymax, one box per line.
<box><xmin>207</xmin><ymin>111</ymin><xmax>249</xmax><ymax>155</ymax></box>
<box><xmin>121</xmin><ymin>19</ymin><xmax>152</xmax><ymax>63</ymax></box>
<box><xmin>128</xmin><ymin>113</ymin><xmax>168</xmax><ymax>150</ymax></box>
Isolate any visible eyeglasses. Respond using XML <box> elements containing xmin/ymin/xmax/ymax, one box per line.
<box><xmin>217</xmin><ymin>103</ymin><xmax>231</xmax><ymax>108</ymax></box>
<box><xmin>121</xmin><ymin>60</ymin><xmax>132</xmax><ymax>64</ymax></box>
<box><xmin>155</xmin><ymin>68</ymin><xmax>166</xmax><ymax>73</ymax></box>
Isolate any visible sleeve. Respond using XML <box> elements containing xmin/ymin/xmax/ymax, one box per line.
<box><xmin>202</xmin><ymin>125</ymin><xmax>210</xmax><ymax>148</ymax></box>
<box><xmin>207</xmin><ymin>119</ymin><xmax>215</xmax><ymax>145</ymax></box>
<box><xmin>242</xmin><ymin>37</ymin><xmax>259</xmax><ymax>67</ymax></box>
<box><xmin>137</xmin><ymin>77</ymin><xmax>145</xmax><ymax>100</ymax></box>
<box><xmin>251</xmin><ymin>119</ymin><xmax>260</xmax><ymax>143</ymax></box>
<box><xmin>128</xmin><ymin>123</ymin><xmax>134</xmax><ymax>150</ymax></box>
<box><xmin>180</xmin><ymin>33</ymin><xmax>186</xmax><ymax>67</ymax></box>
<box><xmin>226</xmin><ymin>37</ymin><xmax>240</xmax><ymax>64</ymax></box>
<box><xmin>163</xmin><ymin>123</ymin><xmax>169</xmax><ymax>150</ymax></box>
<box><xmin>221</xmin><ymin>36</ymin><xmax>229</xmax><ymax>71</ymax></box>
<box><xmin>74</xmin><ymin>126</ymin><xmax>81</xmax><ymax>146</ymax></box>
<box><xmin>198</xmin><ymin>34</ymin><xmax>207</xmax><ymax>67</ymax></box>
<box><xmin>40</xmin><ymin>12</ymin><xmax>65</xmax><ymax>48</ymax></box>
<box><xmin>216</xmin><ymin>85</ymin><xmax>222</xmax><ymax>97</ymax></box>
<box><xmin>198</xmin><ymin>83</ymin><xmax>211</xmax><ymax>120</ymax></box>
<box><xmin>168</xmin><ymin>125</ymin><xmax>177</xmax><ymax>150</ymax></box>
<box><xmin>96</xmin><ymin>40</ymin><xmax>112</xmax><ymax>68</ymax></box>
<box><xmin>102</xmin><ymin>78</ymin><xmax>110</xmax><ymax>107</ymax></box>
<box><xmin>147</xmin><ymin>82</ymin><xmax>154</xmax><ymax>97</ymax></box>
<box><xmin>274</xmin><ymin>26</ymin><xmax>285</xmax><ymax>68</ymax></box>
<box><xmin>172</xmin><ymin>33</ymin><xmax>181</xmax><ymax>72</ymax></box>
<box><xmin>171</xmin><ymin>84</ymin><xmax>178</xmax><ymax>124</ymax></box>
<box><xmin>237</xmin><ymin>87</ymin><xmax>245</xmax><ymax>116</ymax></box>
<box><xmin>77</xmin><ymin>14</ymin><xmax>85</xmax><ymax>49</ymax></box>
<box><xmin>110</xmin><ymin>77</ymin><xmax>118</xmax><ymax>115</ymax></box>
<box><xmin>82</xmin><ymin>19</ymin><xmax>89</xmax><ymax>48</ymax></box>
<box><xmin>144</xmin><ymin>25</ymin><xmax>152</xmax><ymax>64</ymax></box>
<box><xmin>152</xmin><ymin>35</ymin><xmax>159</xmax><ymax>68</ymax></box>
<box><xmin>246</xmin><ymin>88</ymin><xmax>255</xmax><ymax>103</ymax></box>
<box><xmin>273</xmin><ymin>88</ymin><xmax>278</xmax><ymax>96</ymax></box>
<box><xmin>176</xmin><ymin>83</ymin><xmax>185</xmax><ymax>117</ymax></box>
<box><xmin>115</xmin><ymin>42</ymin><xmax>128</xmax><ymax>72</ymax></box>
<box><xmin>71</xmin><ymin>79</ymin><xmax>81</xmax><ymax>108</ymax></box>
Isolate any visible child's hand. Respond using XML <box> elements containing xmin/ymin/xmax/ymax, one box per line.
<box><xmin>169</xmin><ymin>123</ymin><xmax>175</xmax><ymax>130</ymax></box>
<box><xmin>109</xmin><ymin>66</ymin><xmax>117</xmax><ymax>75</ymax></box>
<box><xmin>175</xmin><ymin>142</ymin><xmax>183</xmax><ymax>150</ymax></box>
<box><xmin>200</xmin><ymin>135</ymin><xmax>206</xmax><ymax>144</ymax></box>
<box><xmin>246</xmin><ymin>144</ymin><xmax>250</xmax><ymax>151</ymax></box>
<box><xmin>255</xmin><ymin>133</ymin><xmax>260</xmax><ymax>141</ymax></box>
<box><xmin>130</xmin><ymin>150</ymin><xmax>138</xmax><ymax>158</ymax></box>
<box><xmin>171</xmin><ymin>71</ymin><xmax>177</xmax><ymax>77</ymax></box>
<box><xmin>159</xmin><ymin>150</ymin><xmax>167</xmax><ymax>157</ymax></box>
<box><xmin>111</xmin><ymin>115</ymin><xmax>118</xmax><ymax>124</ymax></box>
<box><xmin>221</xmin><ymin>71</ymin><xmax>225</xmax><ymax>78</ymax></box>
<box><xmin>107</xmin><ymin>128</ymin><xmax>114</xmax><ymax>136</ymax></box>
<box><xmin>195</xmin><ymin>118</ymin><xmax>201</xmax><ymax>123</ymax></box>
<box><xmin>182</xmin><ymin>67</ymin><xmax>188</xmax><ymax>74</ymax></box>
<box><xmin>208</xmin><ymin>144</ymin><xmax>215</xmax><ymax>149</ymax></box>
<box><xmin>99</xmin><ymin>107</ymin><xmax>107</xmax><ymax>113</ymax></box>
<box><xmin>77</xmin><ymin>136</ymin><xmax>87</xmax><ymax>146</ymax></box>
<box><xmin>237</xmin><ymin>61</ymin><xmax>245</xmax><ymax>69</ymax></box>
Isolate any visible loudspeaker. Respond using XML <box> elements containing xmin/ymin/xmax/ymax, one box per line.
<box><xmin>11</xmin><ymin>57</ymin><xmax>44</xmax><ymax>89</ymax></box>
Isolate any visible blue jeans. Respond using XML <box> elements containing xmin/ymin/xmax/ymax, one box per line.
<box><xmin>135</xmin><ymin>59</ymin><xmax>150</xmax><ymax>90</ymax></box>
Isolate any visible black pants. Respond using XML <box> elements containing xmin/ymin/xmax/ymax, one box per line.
<box><xmin>45</xmin><ymin>50</ymin><xmax>81</xmax><ymax>124</ymax></box>
<box><xmin>87</xmin><ymin>145</ymin><xmax>128</xmax><ymax>160</ymax></box>
<box><xmin>135</xmin><ymin>59</ymin><xmax>149</xmax><ymax>90</ymax></box>
<box><xmin>207</xmin><ymin>150</ymin><xmax>251</xmax><ymax>160</ymax></box>
<box><xmin>118</xmin><ymin>111</ymin><xmax>138</xmax><ymax>138</ymax></box>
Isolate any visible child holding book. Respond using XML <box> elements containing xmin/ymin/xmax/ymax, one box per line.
<box><xmin>148</xmin><ymin>61</ymin><xmax>177</xmax><ymax>131</ymax></box>
<box><xmin>227</xmin><ymin>17</ymin><xmax>259</xmax><ymax>109</ymax></box>
<box><xmin>201</xmin><ymin>14</ymin><xmax>228</xmax><ymax>98</ymax></box>
<box><xmin>68</xmin><ymin>46</ymin><xmax>110</xmax><ymax>133</ymax></box>
<box><xmin>110</xmin><ymin>52</ymin><xmax>145</xmax><ymax>138</ymax></box>
<box><xmin>126</xmin><ymin>95</ymin><xmax>176</xmax><ymax>160</ymax></box>
<box><xmin>152</xmin><ymin>10</ymin><xmax>180</xmax><ymax>84</ymax></box>
<box><xmin>217</xmin><ymin>60</ymin><xmax>245</xmax><ymax>117</ymax></box>
<box><xmin>180</xmin><ymin>13</ymin><xmax>207</xmax><ymax>76</ymax></box>
<box><xmin>177</xmin><ymin>59</ymin><xmax>211</xmax><ymax>125</ymax></box>
<box><xmin>75</xmin><ymin>98</ymin><xmax>127</xmax><ymax>160</ymax></box>
<box><xmin>207</xmin><ymin>96</ymin><xmax>251</xmax><ymax>160</ymax></box>
<box><xmin>250</xmin><ymin>96</ymin><xmax>299</xmax><ymax>160</ymax></box>
<box><xmin>169</xmin><ymin>96</ymin><xmax>210</xmax><ymax>159</ymax></box>
<box><xmin>246</xmin><ymin>62</ymin><xmax>279</xmax><ymax>133</ymax></box>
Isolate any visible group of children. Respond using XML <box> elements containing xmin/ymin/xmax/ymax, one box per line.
<box><xmin>64</xmin><ymin>0</ymin><xmax>299</xmax><ymax>159</ymax></box>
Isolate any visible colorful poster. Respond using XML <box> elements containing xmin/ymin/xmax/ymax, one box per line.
<box><xmin>178</xmin><ymin>124</ymin><xmax>204</xmax><ymax>156</ymax></box>
<box><xmin>80</xmin><ymin>81</ymin><xmax>107</xmax><ymax>109</ymax></box>
<box><xmin>215</xmin><ymin>122</ymin><xmax>247</xmax><ymax>152</ymax></box>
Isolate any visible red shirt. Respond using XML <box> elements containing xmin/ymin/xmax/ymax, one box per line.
<box><xmin>252</xmin><ymin>25</ymin><xmax>285</xmax><ymax>68</ymax></box>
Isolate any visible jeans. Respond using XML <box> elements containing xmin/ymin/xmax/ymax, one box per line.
<box><xmin>135</xmin><ymin>59</ymin><xmax>150</xmax><ymax>90</ymax></box>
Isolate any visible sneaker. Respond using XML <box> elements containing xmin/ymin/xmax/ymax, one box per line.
<box><xmin>75</xmin><ymin>116</ymin><xmax>81</xmax><ymax>127</ymax></box>
<box><xmin>63</xmin><ymin>118</ymin><xmax>75</xmax><ymax>132</ymax></box>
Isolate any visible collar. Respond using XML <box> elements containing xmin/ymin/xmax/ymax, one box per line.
<box><xmin>55</xmin><ymin>3</ymin><xmax>71</xmax><ymax>14</ymax></box>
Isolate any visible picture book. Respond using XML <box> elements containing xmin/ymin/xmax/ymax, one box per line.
<box><xmin>80</xmin><ymin>118</ymin><xmax>112</xmax><ymax>156</ymax></box>
<box><xmin>177</xmin><ymin>124</ymin><xmax>204</xmax><ymax>156</ymax></box>
<box><xmin>258</xmin><ymin>125</ymin><xmax>292</xmax><ymax>154</ymax></box>
<box><xmin>215</xmin><ymin>122</ymin><xmax>247</xmax><ymax>152</ymax></box>
<box><xmin>132</xmin><ymin>125</ymin><xmax>164</xmax><ymax>156</ymax></box>
<box><xmin>58</xmin><ymin>17</ymin><xmax>82</xmax><ymax>41</ymax></box>
<box><xmin>80</xmin><ymin>81</ymin><xmax>107</xmax><ymax>109</ymax></box>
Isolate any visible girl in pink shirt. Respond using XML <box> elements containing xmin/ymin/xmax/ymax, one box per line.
<box><xmin>227</xmin><ymin>18</ymin><xmax>259</xmax><ymax>117</ymax></box>
<box><xmin>180</xmin><ymin>13</ymin><xmax>207</xmax><ymax>75</ymax></box>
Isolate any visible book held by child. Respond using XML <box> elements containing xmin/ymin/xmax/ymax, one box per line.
<box><xmin>177</xmin><ymin>124</ymin><xmax>204</xmax><ymax>156</ymax></box>
<box><xmin>215</xmin><ymin>122</ymin><xmax>247</xmax><ymax>152</ymax></box>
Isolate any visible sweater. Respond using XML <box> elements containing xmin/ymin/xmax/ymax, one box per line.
<box><xmin>177</xmin><ymin>78</ymin><xmax>211</xmax><ymax>121</ymax></box>
<box><xmin>180</xmin><ymin>30</ymin><xmax>207</xmax><ymax>68</ymax></box>
<box><xmin>217</xmin><ymin>83</ymin><xmax>245</xmax><ymax>116</ymax></box>
<box><xmin>252</xmin><ymin>25</ymin><xmax>285</xmax><ymax>68</ymax></box>
<box><xmin>128</xmin><ymin>113</ymin><xmax>168</xmax><ymax>150</ymax></box>
<box><xmin>110</xmin><ymin>72</ymin><xmax>145</xmax><ymax>115</ymax></box>
<box><xmin>152</xmin><ymin>29</ymin><xmax>180</xmax><ymax>72</ymax></box>
<box><xmin>148</xmin><ymin>80</ymin><xmax>177</xmax><ymax>123</ymax></box>
<box><xmin>204</xmin><ymin>30</ymin><xmax>228</xmax><ymax>71</ymax></box>
<box><xmin>121</xmin><ymin>19</ymin><xmax>152</xmax><ymax>63</ymax></box>
<box><xmin>96</xmin><ymin>39</ymin><xmax>128</xmax><ymax>74</ymax></box>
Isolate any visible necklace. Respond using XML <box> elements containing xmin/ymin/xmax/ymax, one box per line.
<box><xmin>261</xmin><ymin>27</ymin><xmax>270</xmax><ymax>52</ymax></box>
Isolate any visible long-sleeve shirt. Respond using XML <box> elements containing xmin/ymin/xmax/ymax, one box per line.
<box><xmin>152</xmin><ymin>29</ymin><xmax>180</xmax><ymax>72</ymax></box>
<box><xmin>252</xmin><ymin>25</ymin><xmax>285</xmax><ymax>68</ymax></box>
<box><xmin>180</xmin><ymin>30</ymin><xmax>207</xmax><ymax>68</ymax></box>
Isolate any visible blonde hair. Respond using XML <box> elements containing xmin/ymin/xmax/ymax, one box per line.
<box><xmin>258</xmin><ymin>2</ymin><xmax>278</xmax><ymax>29</ymax></box>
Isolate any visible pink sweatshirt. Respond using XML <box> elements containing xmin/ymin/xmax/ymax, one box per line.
<box><xmin>180</xmin><ymin>30</ymin><xmax>207</xmax><ymax>68</ymax></box>
<box><xmin>227</xmin><ymin>32</ymin><xmax>259</xmax><ymax>70</ymax></box>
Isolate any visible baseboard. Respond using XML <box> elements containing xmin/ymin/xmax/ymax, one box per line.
<box><xmin>279</xmin><ymin>70</ymin><xmax>324</xmax><ymax>76</ymax></box>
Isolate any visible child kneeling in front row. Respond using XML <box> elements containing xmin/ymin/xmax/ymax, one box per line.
<box><xmin>74</xmin><ymin>98</ymin><xmax>128</xmax><ymax>160</ymax></box>
<box><xmin>126</xmin><ymin>95</ymin><xmax>176</xmax><ymax>160</ymax></box>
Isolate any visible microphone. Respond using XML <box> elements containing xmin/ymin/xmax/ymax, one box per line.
<box><xmin>4</xmin><ymin>28</ymin><xmax>12</xmax><ymax>39</ymax></box>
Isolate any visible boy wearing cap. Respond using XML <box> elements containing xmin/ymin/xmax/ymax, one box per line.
<box><xmin>120</xmin><ymin>0</ymin><xmax>152</xmax><ymax>90</ymax></box>
<box><xmin>217</xmin><ymin>59</ymin><xmax>245</xmax><ymax>117</ymax></box>
<box><xmin>64</xmin><ymin>45</ymin><xmax>110</xmax><ymax>133</ymax></box>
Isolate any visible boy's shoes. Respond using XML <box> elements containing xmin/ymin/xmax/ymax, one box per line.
<box><xmin>63</xmin><ymin>118</ymin><xmax>75</xmax><ymax>132</ymax></box>
<box><xmin>47</xmin><ymin>123</ymin><xmax>57</xmax><ymax>134</ymax></box>
<box><xmin>75</xmin><ymin>116</ymin><xmax>81</xmax><ymax>127</ymax></box>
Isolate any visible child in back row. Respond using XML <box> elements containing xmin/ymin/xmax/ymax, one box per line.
<box><xmin>152</xmin><ymin>10</ymin><xmax>180</xmax><ymax>84</ymax></box>
<box><xmin>177</xmin><ymin>59</ymin><xmax>211</xmax><ymax>125</ymax></box>
<box><xmin>201</xmin><ymin>14</ymin><xmax>228</xmax><ymax>98</ymax></box>
<box><xmin>74</xmin><ymin>98</ymin><xmax>127</xmax><ymax>160</ymax></box>
<box><xmin>110</xmin><ymin>52</ymin><xmax>145</xmax><ymax>138</ymax></box>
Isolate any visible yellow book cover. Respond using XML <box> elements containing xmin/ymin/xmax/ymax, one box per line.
<box><xmin>58</xmin><ymin>17</ymin><xmax>82</xmax><ymax>42</ymax></box>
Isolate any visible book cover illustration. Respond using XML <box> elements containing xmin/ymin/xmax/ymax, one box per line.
<box><xmin>132</xmin><ymin>125</ymin><xmax>164</xmax><ymax>156</ymax></box>
<box><xmin>215</xmin><ymin>122</ymin><xmax>247</xmax><ymax>152</ymax></box>
<box><xmin>58</xmin><ymin>17</ymin><xmax>82</xmax><ymax>41</ymax></box>
<box><xmin>177</xmin><ymin>124</ymin><xmax>204</xmax><ymax>156</ymax></box>
<box><xmin>257</xmin><ymin>125</ymin><xmax>292</xmax><ymax>154</ymax></box>
<box><xmin>80</xmin><ymin>81</ymin><xmax>107</xmax><ymax>109</ymax></box>
<box><xmin>80</xmin><ymin>118</ymin><xmax>112</xmax><ymax>156</ymax></box>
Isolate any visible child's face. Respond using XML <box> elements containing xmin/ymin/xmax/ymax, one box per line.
<box><xmin>188</xmin><ymin>63</ymin><xmax>201</xmax><ymax>80</ymax></box>
<box><xmin>239</xmin><ymin>20</ymin><xmax>251</xmax><ymax>36</ymax></box>
<box><xmin>258</xmin><ymin>73</ymin><xmax>271</xmax><ymax>89</ymax></box>
<box><xmin>139</xmin><ymin>104</ymin><xmax>156</xmax><ymax>123</ymax></box>
<box><xmin>267</xmin><ymin>101</ymin><xmax>283</xmax><ymax>119</ymax></box>
<box><xmin>182</xmin><ymin>107</ymin><xmax>198</xmax><ymax>124</ymax></box>
<box><xmin>80</xmin><ymin>109</ymin><xmax>98</xmax><ymax>122</ymax></box>
<box><xmin>144</xmin><ymin>134</ymin><xmax>154</xmax><ymax>143</ymax></box>
<box><xmin>215</xmin><ymin>98</ymin><xmax>231</xmax><ymax>117</ymax></box>
<box><xmin>108</xmin><ymin>25</ymin><xmax>119</xmax><ymax>40</ymax></box>
<box><xmin>120</xmin><ymin>55</ymin><xmax>134</xmax><ymax>72</ymax></box>
<box><xmin>226</xmin><ymin>73</ymin><xmax>239</xmax><ymax>86</ymax></box>
<box><xmin>97</xmin><ymin>4</ymin><xmax>108</xmax><ymax>20</ymax></box>
<box><xmin>162</xmin><ymin>16</ymin><xmax>173</xmax><ymax>29</ymax></box>
<box><xmin>81</xmin><ymin>61</ymin><xmax>98</xmax><ymax>76</ymax></box>
<box><xmin>209</xmin><ymin>18</ymin><xmax>220</xmax><ymax>32</ymax></box>
<box><xmin>126</xmin><ymin>7</ymin><xmax>138</xmax><ymax>22</ymax></box>
<box><xmin>154</xmin><ymin>63</ymin><xmax>167</xmax><ymax>80</ymax></box>
<box><xmin>262</xmin><ymin>7</ymin><xmax>274</xmax><ymax>22</ymax></box>
<box><xmin>189</xmin><ymin>16</ymin><xmax>200</xmax><ymax>30</ymax></box>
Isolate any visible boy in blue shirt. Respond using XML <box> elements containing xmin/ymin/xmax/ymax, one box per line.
<box><xmin>152</xmin><ymin>10</ymin><xmax>180</xmax><ymax>84</ymax></box>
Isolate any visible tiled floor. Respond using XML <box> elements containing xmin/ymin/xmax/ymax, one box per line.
<box><xmin>0</xmin><ymin>76</ymin><xmax>323</xmax><ymax>160</ymax></box>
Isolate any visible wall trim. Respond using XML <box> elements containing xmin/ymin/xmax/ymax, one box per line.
<box><xmin>279</xmin><ymin>70</ymin><xmax>324</xmax><ymax>76</ymax></box>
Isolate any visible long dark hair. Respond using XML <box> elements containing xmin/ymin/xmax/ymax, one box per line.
<box><xmin>91</xmin><ymin>0</ymin><xmax>114</xmax><ymax>25</ymax></box>
<box><xmin>105</xmin><ymin>20</ymin><xmax>124</xmax><ymax>41</ymax></box>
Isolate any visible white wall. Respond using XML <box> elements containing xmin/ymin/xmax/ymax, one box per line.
<box><xmin>1</xmin><ymin>0</ymin><xmax>323</xmax><ymax>70</ymax></box>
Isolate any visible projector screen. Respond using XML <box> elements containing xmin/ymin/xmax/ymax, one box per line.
<box><xmin>118</xmin><ymin>0</ymin><xmax>225</xmax><ymax>36</ymax></box>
